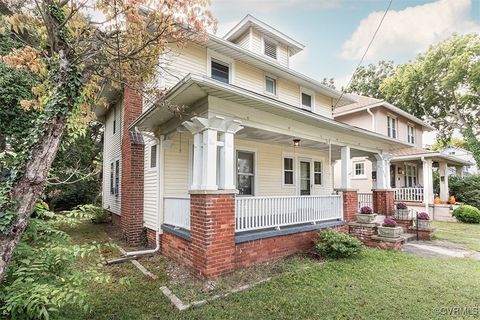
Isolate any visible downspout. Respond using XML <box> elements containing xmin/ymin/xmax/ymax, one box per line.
<box><xmin>124</xmin><ymin>130</ymin><xmax>162</xmax><ymax>257</ymax></box>
<box><xmin>367</xmin><ymin>107</ymin><xmax>375</xmax><ymax>131</ymax></box>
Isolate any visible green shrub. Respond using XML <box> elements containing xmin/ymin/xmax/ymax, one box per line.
<box><xmin>314</xmin><ymin>229</ymin><xmax>363</xmax><ymax>259</ymax></box>
<box><xmin>73</xmin><ymin>204</ymin><xmax>108</xmax><ymax>224</ymax></box>
<box><xmin>452</xmin><ymin>205</ymin><xmax>480</xmax><ymax>224</ymax></box>
<box><xmin>449</xmin><ymin>175</ymin><xmax>480</xmax><ymax>209</ymax></box>
<box><xmin>0</xmin><ymin>203</ymin><xmax>109</xmax><ymax>319</ymax></box>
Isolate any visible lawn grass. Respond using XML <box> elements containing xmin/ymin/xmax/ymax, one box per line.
<box><xmin>433</xmin><ymin>220</ymin><xmax>480</xmax><ymax>251</ymax></box>
<box><xmin>62</xmin><ymin>222</ymin><xmax>480</xmax><ymax>320</ymax></box>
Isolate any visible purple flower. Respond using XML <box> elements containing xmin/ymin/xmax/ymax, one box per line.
<box><xmin>418</xmin><ymin>212</ymin><xmax>430</xmax><ymax>220</ymax></box>
<box><xmin>383</xmin><ymin>217</ymin><xmax>397</xmax><ymax>227</ymax></box>
<box><xmin>360</xmin><ymin>206</ymin><xmax>373</xmax><ymax>214</ymax></box>
<box><xmin>396</xmin><ymin>202</ymin><xmax>407</xmax><ymax>210</ymax></box>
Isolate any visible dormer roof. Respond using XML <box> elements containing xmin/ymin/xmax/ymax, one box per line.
<box><xmin>223</xmin><ymin>14</ymin><xmax>305</xmax><ymax>56</ymax></box>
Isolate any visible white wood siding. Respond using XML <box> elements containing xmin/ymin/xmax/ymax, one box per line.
<box><xmin>102</xmin><ymin>101</ymin><xmax>122</xmax><ymax>214</ymax></box>
<box><xmin>163</xmin><ymin>132</ymin><xmax>191</xmax><ymax>197</ymax></box>
<box><xmin>162</xmin><ymin>44</ymin><xmax>207</xmax><ymax>89</ymax></box>
<box><xmin>143</xmin><ymin>136</ymin><xmax>159</xmax><ymax>230</ymax></box>
<box><xmin>235</xmin><ymin>60</ymin><xmax>264</xmax><ymax>92</ymax></box>
<box><xmin>236</xmin><ymin>138</ymin><xmax>333</xmax><ymax>196</ymax></box>
<box><xmin>234</xmin><ymin>31</ymin><xmax>250</xmax><ymax>49</ymax></box>
<box><xmin>277</xmin><ymin>43</ymin><xmax>289</xmax><ymax>66</ymax></box>
<box><xmin>251</xmin><ymin>29</ymin><xmax>262</xmax><ymax>54</ymax></box>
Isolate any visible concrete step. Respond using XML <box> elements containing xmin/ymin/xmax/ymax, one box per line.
<box><xmin>402</xmin><ymin>233</ymin><xmax>418</xmax><ymax>243</ymax></box>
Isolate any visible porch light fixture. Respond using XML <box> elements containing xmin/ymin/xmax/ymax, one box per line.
<box><xmin>293</xmin><ymin>138</ymin><xmax>301</xmax><ymax>147</ymax></box>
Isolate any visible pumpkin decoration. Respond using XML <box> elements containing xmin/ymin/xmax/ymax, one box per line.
<box><xmin>434</xmin><ymin>196</ymin><xmax>441</xmax><ymax>204</ymax></box>
<box><xmin>449</xmin><ymin>195</ymin><xmax>456</xmax><ymax>204</ymax></box>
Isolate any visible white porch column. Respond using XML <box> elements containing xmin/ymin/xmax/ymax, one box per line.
<box><xmin>422</xmin><ymin>158</ymin><xmax>434</xmax><ymax>206</ymax></box>
<box><xmin>219</xmin><ymin>120</ymin><xmax>243</xmax><ymax>190</ymax></box>
<box><xmin>374</xmin><ymin>154</ymin><xmax>391</xmax><ymax>189</ymax></box>
<box><xmin>190</xmin><ymin>132</ymin><xmax>203</xmax><ymax>190</ymax></box>
<box><xmin>439</xmin><ymin>161</ymin><xmax>449</xmax><ymax>202</ymax></box>
<box><xmin>340</xmin><ymin>146</ymin><xmax>351</xmax><ymax>189</ymax></box>
<box><xmin>201</xmin><ymin>128</ymin><xmax>218</xmax><ymax>190</ymax></box>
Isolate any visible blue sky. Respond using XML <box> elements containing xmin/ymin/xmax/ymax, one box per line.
<box><xmin>211</xmin><ymin>0</ymin><xmax>480</xmax><ymax>88</ymax></box>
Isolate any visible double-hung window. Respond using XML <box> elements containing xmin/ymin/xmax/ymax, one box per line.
<box><xmin>300</xmin><ymin>88</ymin><xmax>314</xmax><ymax>110</ymax></box>
<box><xmin>284</xmin><ymin>157</ymin><xmax>294</xmax><ymax>185</ymax></box>
<box><xmin>408</xmin><ymin>125</ymin><xmax>415</xmax><ymax>144</ymax></box>
<box><xmin>110</xmin><ymin>162</ymin><xmax>115</xmax><ymax>195</ymax></box>
<box><xmin>150</xmin><ymin>144</ymin><xmax>157</xmax><ymax>168</ymax></box>
<box><xmin>405</xmin><ymin>164</ymin><xmax>417</xmax><ymax>187</ymax></box>
<box><xmin>237</xmin><ymin>151</ymin><xmax>255</xmax><ymax>196</ymax></box>
<box><xmin>265</xmin><ymin>76</ymin><xmax>277</xmax><ymax>95</ymax></box>
<box><xmin>211</xmin><ymin>59</ymin><xmax>230</xmax><ymax>84</ymax></box>
<box><xmin>387</xmin><ymin>116</ymin><xmax>397</xmax><ymax>138</ymax></box>
<box><xmin>314</xmin><ymin>161</ymin><xmax>322</xmax><ymax>185</ymax></box>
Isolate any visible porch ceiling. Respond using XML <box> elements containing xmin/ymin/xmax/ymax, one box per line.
<box><xmin>237</xmin><ymin>126</ymin><xmax>374</xmax><ymax>160</ymax></box>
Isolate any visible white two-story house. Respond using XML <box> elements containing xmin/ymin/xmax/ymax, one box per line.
<box><xmin>95</xmin><ymin>15</ymin><xmax>430</xmax><ymax>277</ymax></box>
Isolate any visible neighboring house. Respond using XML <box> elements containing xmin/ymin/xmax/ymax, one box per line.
<box><xmin>438</xmin><ymin>146</ymin><xmax>478</xmax><ymax>176</ymax></box>
<box><xmin>95</xmin><ymin>15</ymin><xmax>436</xmax><ymax>278</ymax></box>
<box><xmin>333</xmin><ymin>94</ymin><xmax>471</xmax><ymax>216</ymax></box>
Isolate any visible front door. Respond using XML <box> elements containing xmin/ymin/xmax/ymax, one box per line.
<box><xmin>390</xmin><ymin>165</ymin><xmax>396</xmax><ymax>188</ymax></box>
<box><xmin>299</xmin><ymin>160</ymin><xmax>311</xmax><ymax>195</ymax></box>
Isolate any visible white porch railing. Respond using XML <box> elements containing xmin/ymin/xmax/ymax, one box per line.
<box><xmin>235</xmin><ymin>195</ymin><xmax>343</xmax><ymax>232</ymax></box>
<box><xmin>358</xmin><ymin>192</ymin><xmax>373</xmax><ymax>210</ymax></box>
<box><xmin>163</xmin><ymin>196</ymin><xmax>190</xmax><ymax>230</ymax></box>
<box><xmin>394</xmin><ymin>188</ymin><xmax>424</xmax><ymax>202</ymax></box>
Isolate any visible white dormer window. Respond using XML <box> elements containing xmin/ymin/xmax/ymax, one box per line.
<box><xmin>263</xmin><ymin>39</ymin><xmax>277</xmax><ymax>60</ymax></box>
<box><xmin>300</xmin><ymin>87</ymin><xmax>314</xmax><ymax>110</ymax></box>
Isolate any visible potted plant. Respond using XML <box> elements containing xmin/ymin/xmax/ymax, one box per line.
<box><xmin>377</xmin><ymin>217</ymin><xmax>403</xmax><ymax>238</ymax></box>
<box><xmin>416</xmin><ymin>212</ymin><xmax>432</xmax><ymax>229</ymax></box>
<box><xmin>356</xmin><ymin>206</ymin><xmax>377</xmax><ymax>224</ymax></box>
<box><xmin>395</xmin><ymin>202</ymin><xmax>410</xmax><ymax>220</ymax></box>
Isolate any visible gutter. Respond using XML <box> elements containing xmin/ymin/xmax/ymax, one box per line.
<box><xmin>366</xmin><ymin>107</ymin><xmax>375</xmax><ymax>131</ymax></box>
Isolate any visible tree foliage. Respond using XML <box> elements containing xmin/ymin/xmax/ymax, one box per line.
<box><xmin>381</xmin><ymin>34</ymin><xmax>480</xmax><ymax>164</ymax></box>
<box><xmin>346</xmin><ymin>60</ymin><xmax>394</xmax><ymax>99</ymax></box>
<box><xmin>0</xmin><ymin>0</ymin><xmax>216</xmax><ymax>280</ymax></box>
<box><xmin>0</xmin><ymin>202</ymin><xmax>109</xmax><ymax>319</ymax></box>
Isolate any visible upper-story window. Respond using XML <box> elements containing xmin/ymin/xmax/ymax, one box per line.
<box><xmin>408</xmin><ymin>125</ymin><xmax>415</xmax><ymax>144</ymax></box>
<box><xmin>211</xmin><ymin>59</ymin><xmax>230</xmax><ymax>84</ymax></box>
<box><xmin>263</xmin><ymin>39</ymin><xmax>277</xmax><ymax>60</ymax></box>
<box><xmin>265</xmin><ymin>76</ymin><xmax>277</xmax><ymax>96</ymax></box>
<box><xmin>300</xmin><ymin>88</ymin><xmax>314</xmax><ymax>111</ymax></box>
<box><xmin>387</xmin><ymin>115</ymin><xmax>397</xmax><ymax>138</ymax></box>
<box><xmin>150</xmin><ymin>144</ymin><xmax>157</xmax><ymax>168</ymax></box>
<box><xmin>113</xmin><ymin>107</ymin><xmax>117</xmax><ymax>135</ymax></box>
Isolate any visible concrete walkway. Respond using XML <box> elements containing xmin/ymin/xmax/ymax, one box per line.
<box><xmin>403</xmin><ymin>240</ymin><xmax>480</xmax><ymax>260</ymax></box>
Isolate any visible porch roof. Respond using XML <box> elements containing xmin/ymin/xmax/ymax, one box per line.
<box><xmin>390</xmin><ymin>147</ymin><xmax>472</xmax><ymax>166</ymax></box>
<box><xmin>131</xmin><ymin>74</ymin><xmax>410</xmax><ymax>153</ymax></box>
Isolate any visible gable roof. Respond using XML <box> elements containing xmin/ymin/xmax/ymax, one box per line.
<box><xmin>223</xmin><ymin>14</ymin><xmax>305</xmax><ymax>56</ymax></box>
<box><xmin>334</xmin><ymin>94</ymin><xmax>435</xmax><ymax>131</ymax></box>
<box><xmin>390</xmin><ymin>147</ymin><xmax>472</xmax><ymax>166</ymax></box>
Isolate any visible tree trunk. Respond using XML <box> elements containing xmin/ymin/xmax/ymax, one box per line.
<box><xmin>0</xmin><ymin>114</ymin><xmax>68</xmax><ymax>281</ymax></box>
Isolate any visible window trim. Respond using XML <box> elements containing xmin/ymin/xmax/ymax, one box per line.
<box><xmin>404</xmin><ymin>163</ymin><xmax>418</xmax><ymax>187</ymax></box>
<box><xmin>264</xmin><ymin>73</ymin><xmax>278</xmax><ymax>97</ymax></box>
<box><xmin>314</xmin><ymin>160</ymin><xmax>323</xmax><ymax>185</ymax></box>
<box><xmin>110</xmin><ymin>162</ymin><xmax>115</xmax><ymax>195</ymax></box>
<box><xmin>353</xmin><ymin>161</ymin><xmax>366</xmax><ymax>179</ymax></box>
<box><xmin>387</xmin><ymin>114</ymin><xmax>398</xmax><ymax>139</ymax></box>
<box><xmin>283</xmin><ymin>156</ymin><xmax>294</xmax><ymax>186</ymax></box>
<box><xmin>300</xmin><ymin>87</ymin><xmax>315</xmax><ymax>111</ymax></box>
<box><xmin>112</xmin><ymin>106</ymin><xmax>117</xmax><ymax>135</ymax></box>
<box><xmin>236</xmin><ymin>149</ymin><xmax>256</xmax><ymax>196</ymax></box>
<box><xmin>114</xmin><ymin>159</ymin><xmax>120</xmax><ymax>198</ymax></box>
<box><xmin>207</xmin><ymin>49</ymin><xmax>234</xmax><ymax>84</ymax></box>
<box><xmin>407</xmin><ymin>124</ymin><xmax>415</xmax><ymax>144</ymax></box>
<box><xmin>150</xmin><ymin>144</ymin><xmax>158</xmax><ymax>169</ymax></box>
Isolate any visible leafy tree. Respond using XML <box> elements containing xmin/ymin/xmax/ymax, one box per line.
<box><xmin>0</xmin><ymin>0</ymin><xmax>215</xmax><ymax>280</ymax></box>
<box><xmin>346</xmin><ymin>60</ymin><xmax>394</xmax><ymax>99</ymax></box>
<box><xmin>321</xmin><ymin>77</ymin><xmax>336</xmax><ymax>90</ymax></box>
<box><xmin>431</xmin><ymin>137</ymin><xmax>468</xmax><ymax>151</ymax></box>
<box><xmin>381</xmin><ymin>34</ymin><xmax>480</xmax><ymax>164</ymax></box>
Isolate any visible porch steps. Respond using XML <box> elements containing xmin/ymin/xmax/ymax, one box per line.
<box><xmin>402</xmin><ymin>233</ymin><xmax>418</xmax><ymax>243</ymax></box>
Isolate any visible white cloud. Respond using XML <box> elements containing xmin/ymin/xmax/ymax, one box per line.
<box><xmin>340</xmin><ymin>0</ymin><xmax>480</xmax><ymax>61</ymax></box>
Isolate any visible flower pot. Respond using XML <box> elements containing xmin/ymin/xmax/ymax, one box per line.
<box><xmin>416</xmin><ymin>219</ymin><xmax>432</xmax><ymax>229</ymax></box>
<box><xmin>377</xmin><ymin>226</ymin><xmax>403</xmax><ymax>238</ymax></box>
<box><xmin>395</xmin><ymin>209</ymin><xmax>410</xmax><ymax>220</ymax></box>
<box><xmin>356</xmin><ymin>213</ymin><xmax>377</xmax><ymax>224</ymax></box>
